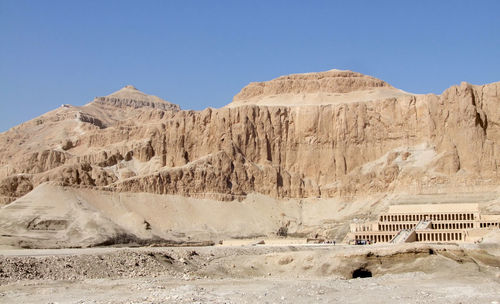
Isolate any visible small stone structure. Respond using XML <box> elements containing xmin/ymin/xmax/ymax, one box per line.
<box><xmin>345</xmin><ymin>203</ymin><xmax>500</xmax><ymax>244</ymax></box>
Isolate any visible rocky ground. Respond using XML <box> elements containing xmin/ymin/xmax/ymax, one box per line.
<box><xmin>3</xmin><ymin>273</ymin><xmax>500</xmax><ymax>304</ymax></box>
<box><xmin>1</xmin><ymin>242</ymin><xmax>499</xmax><ymax>303</ymax></box>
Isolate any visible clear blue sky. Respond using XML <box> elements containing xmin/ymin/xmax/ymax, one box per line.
<box><xmin>1</xmin><ymin>1</ymin><xmax>499</xmax><ymax>132</ymax></box>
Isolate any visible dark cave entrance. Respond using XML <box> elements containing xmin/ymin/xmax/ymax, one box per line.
<box><xmin>352</xmin><ymin>268</ymin><xmax>372</xmax><ymax>279</ymax></box>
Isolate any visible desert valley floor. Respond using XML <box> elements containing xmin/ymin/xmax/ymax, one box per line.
<box><xmin>1</xmin><ymin>239</ymin><xmax>500</xmax><ymax>303</ymax></box>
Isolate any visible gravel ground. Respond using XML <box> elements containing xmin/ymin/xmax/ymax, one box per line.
<box><xmin>1</xmin><ymin>273</ymin><xmax>500</xmax><ymax>304</ymax></box>
<box><xmin>1</xmin><ymin>244</ymin><xmax>499</xmax><ymax>303</ymax></box>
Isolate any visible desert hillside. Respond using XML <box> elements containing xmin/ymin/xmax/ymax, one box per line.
<box><xmin>1</xmin><ymin>69</ymin><xmax>499</xmax><ymax>247</ymax></box>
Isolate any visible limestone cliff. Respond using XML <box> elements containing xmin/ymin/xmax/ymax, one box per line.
<box><xmin>1</xmin><ymin>71</ymin><xmax>499</xmax><ymax>205</ymax></box>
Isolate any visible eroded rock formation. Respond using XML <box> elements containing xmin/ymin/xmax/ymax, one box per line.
<box><xmin>1</xmin><ymin>70</ymin><xmax>499</xmax><ymax>205</ymax></box>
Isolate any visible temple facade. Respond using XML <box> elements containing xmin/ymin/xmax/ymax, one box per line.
<box><xmin>345</xmin><ymin>203</ymin><xmax>500</xmax><ymax>244</ymax></box>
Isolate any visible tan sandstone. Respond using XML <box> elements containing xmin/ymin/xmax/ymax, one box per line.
<box><xmin>0</xmin><ymin>69</ymin><xmax>499</xmax><ymax>247</ymax></box>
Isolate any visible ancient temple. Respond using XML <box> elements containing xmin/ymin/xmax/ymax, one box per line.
<box><xmin>345</xmin><ymin>203</ymin><xmax>500</xmax><ymax>244</ymax></box>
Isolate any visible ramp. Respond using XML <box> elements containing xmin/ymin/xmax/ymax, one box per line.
<box><xmin>390</xmin><ymin>229</ymin><xmax>413</xmax><ymax>243</ymax></box>
<box><xmin>415</xmin><ymin>219</ymin><xmax>432</xmax><ymax>230</ymax></box>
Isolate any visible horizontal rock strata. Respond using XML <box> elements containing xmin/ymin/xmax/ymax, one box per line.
<box><xmin>0</xmin><ymin>72</ymin><xmax>499</xmax><ymax>204</ymax></box>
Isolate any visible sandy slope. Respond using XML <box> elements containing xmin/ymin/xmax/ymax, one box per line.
<box><xmin>0</xmin><ymin>183</ymin><xmax>374</xmax><ymax>248</ymax></box>
<box><xmin>2</xmin><ymin>182</ymin><xmax>500</xmax><ymax>249</ymax></box>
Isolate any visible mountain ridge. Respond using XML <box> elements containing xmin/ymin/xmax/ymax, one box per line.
<box><xmin>1</xmin><ymin>70</ymin><xmax>499</xmax><ymax>206</ymax></box>
<box><xmin>1</xmin><ymin>69</ymin><xmax>499</xmax><ymax>247</ymax></box>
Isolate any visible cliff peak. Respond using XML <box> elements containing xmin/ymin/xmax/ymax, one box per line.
<box><xmin>229</xmin><ymin>69</ymin><xmax>411</xmax><ymax>107</ymax></box>
<box><xmin>92</xmin><ymin>85</ymin><xmax>180</xmax><ymax>111</ymax></box>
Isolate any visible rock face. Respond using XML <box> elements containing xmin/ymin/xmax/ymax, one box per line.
<box><xmin>0</xmin><ymin>72</ymin><xmax>500</xmax><ymax>206</ymax></box>
<box><xmin>233</xmin><ymin>69</ymin><xmax>392</xmax><ymax>100</ymax></box>
<box><xmin>93</xmin><ymin>85</ymin><xmax>181</xmax><ymax>111</ymax></box>
<box><xmin>229</xmin><ymin>69</ymin><xmax>411</xmax><ymax>107</ymax></box>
